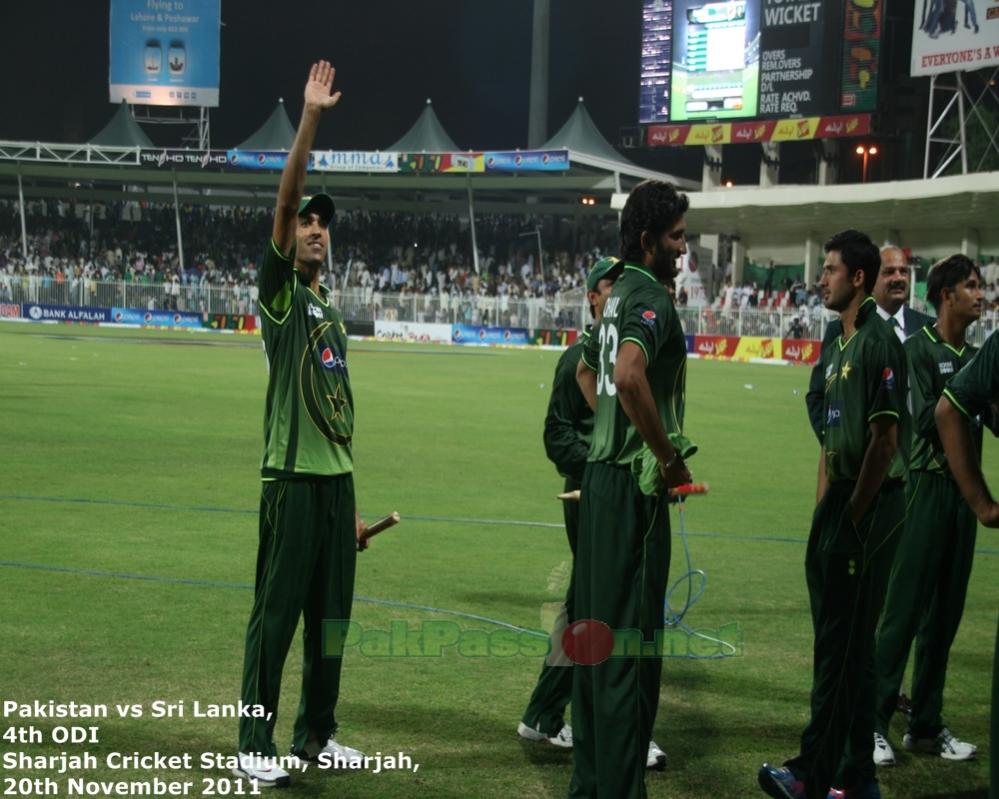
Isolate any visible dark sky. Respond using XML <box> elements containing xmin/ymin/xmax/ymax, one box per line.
<box><xmin>1</xmin><ymin>1</ymin><xmax>652</xmax><ymax>151</ymax></box>
<box><xmin>0</xmin><ymin>1</ymin><xmax>921</xmax><ymax>185</ymax></box>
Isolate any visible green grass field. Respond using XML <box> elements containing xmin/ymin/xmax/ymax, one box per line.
<box><xmin>0</xmin><ymin>323</ymin><xmax>995</xmax><ymax>799</ymax></box>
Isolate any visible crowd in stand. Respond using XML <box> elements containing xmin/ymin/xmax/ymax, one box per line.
<box><xmin>0</xmin><ymin>200</ymin><xmax>619</xmax><ymax>310</ymax></box>
<box><xmin>2</xmin><ymin>200</ymin><xmax>998</xmax><ymax>332</ymax></box>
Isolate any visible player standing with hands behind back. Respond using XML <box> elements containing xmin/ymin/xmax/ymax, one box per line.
<box><xmin>572</xmin><ymin>180</ymin><xmax>692</xmax><ymax>799</ymax></box>
<box><xmin>234</xmin><ymin>61</ymin><xmax>367</xmax><ymax>789</ymax></box>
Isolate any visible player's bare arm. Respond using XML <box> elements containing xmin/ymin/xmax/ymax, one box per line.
<box><xmin>936</xmin><ymin>394</ymin><xmax>999</xmax><ymax>527</ymax></box>
<box><xmin>576</xmin><ymin>358</ymin><xmax>597</xmax><ymax>411</ymax></box>
<box><xmin>847</xmin><ymin>415</ymin><xmax>897</xmax><ymax>524</ymax></box>
<box><xmin>614</xmin><ymin>341</ymin><xmax>690</xmax><ymax>487</ymax></box>
<box><xmin>273</xmin><ymin>60</ymin><xmax>342</xmax><ymax>254</ymax></box>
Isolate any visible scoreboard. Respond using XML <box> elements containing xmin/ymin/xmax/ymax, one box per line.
<box><xmin>640</xmin><ymin>0</ymin><xmax>882</xmax><ymax>130</ymax></box>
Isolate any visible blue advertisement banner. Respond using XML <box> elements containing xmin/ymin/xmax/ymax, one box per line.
<box><xmin>452</xmin><ymin>325</ymin><xmax>530</xmax><ymax>346</ymax></box>
<box><xmin>111</xmin><ymin>308</ymin><xmax>203</xmax><ymax>328</ymax></box>
<box><xmin>685</xmin><ymin>334</ymin><xmax>695</xmax><ymax>353</ymax></box>
<box><xmin>23</xmin><ymin>304</ymin><xmax>110</xmax><ymax>323</ymax></box>
<box><xmin>109</xmin><ymin>0</ymin><xmax>221</xmax><ymax>107</ymax></box>
<box><xmin>484</xmin><ymin>150</ymin><xmax>570</xmax><ymax>172</ymax></box>
<box><xmin>226</xmin><ymin>150</ymin><xmax>303</xmax><ymax>171</ymax></box>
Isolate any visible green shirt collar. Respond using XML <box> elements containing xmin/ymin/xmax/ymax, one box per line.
<box><xmin>623</xmin><ymin>262</ymin><xmax>659</xmax><ymax>283</ymax></box>
<box><xmin>855</xmin><ymin>295</ymin><xmax>878</xmax><ymax>326</ymax></box>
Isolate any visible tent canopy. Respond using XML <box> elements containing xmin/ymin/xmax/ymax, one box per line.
<box><xmin>388</xmin><ymin>99</ymin><xmax>459</xmax><ymax>152</ymax></box>
<box><xmin>88</xmin><ymin>102</ymin><xmax>154</xmax><ymax>148</ymax></box>
<box><xmin>542</xmin><ymin>98</ymin><xmax>635</xmax><ymax>167</ymax></box>
<box><xmin>238</xmin><ymin>99</ymin><xmax>296</xmax><ymax>151</ymax></box>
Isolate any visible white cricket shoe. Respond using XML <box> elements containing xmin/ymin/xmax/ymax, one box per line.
<box><xmin>517</xmin><ymin>721</ymin><xmax>573</xmax><ymax>749</ymax></box>
<box><xmin>309</xmin><ymin>739</ymin><xmax>366</xmax><ymax>768</ymax></box>
<box><xmin>902</xmin><ymin>727</ymin><xmax>976</xmax><ymax>761</ymax></box>
<box><xmin>232</xmin><ymin>752</ymin><xmax>291</xmax><ymax>788</ymax></box>
<box><xmin>647</xmin><ymin>740</ymin><xmax>667</xmax><ymax>770</ymax></box>
<box><xmin>873</xmin><ymin>732</ymin><xmax>895</xmax><ymax>766</ymax></box>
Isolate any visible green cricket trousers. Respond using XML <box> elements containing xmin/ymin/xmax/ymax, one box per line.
<box><xmin>239</xmin><ymin>475</ymin><xmax>357</xmax><ymax>756</ymax></box>
<box><xmin>522</xmin><ymin>475</ymin><xmax>580</xmax><ymax>737</ymax></box>
<box><xmin>786</xmin><ymin>480</ymin><xmax>905</xmax><ymax>798</ymax></box>
<box><xmin>569</xmin><ymin>461</ymin><xmax>670</xmax><ymax>799</ymax></box>
<box><xmin>875</xmin><ymin>471</ymin><xmax>976</xmax><ymax>738</ymax></box>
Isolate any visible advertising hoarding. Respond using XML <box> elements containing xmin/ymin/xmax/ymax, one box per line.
<box><xmin>109</xmin><ymin>0</ymin><xmax>221</xmax><ymax>107</ymax></box>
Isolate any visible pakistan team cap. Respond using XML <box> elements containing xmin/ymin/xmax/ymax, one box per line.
<box><xmin>586</xmin><ymin>256</ymin><xmax>622</xmax><ymax>291</ymax></box>
<box><xmin>297</xmin><ymin>193</ymin><xmax>336</xmax><ymax>227</ymax></box>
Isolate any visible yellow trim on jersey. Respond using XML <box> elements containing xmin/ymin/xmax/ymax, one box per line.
<box><xmin>867</xmin><ymin>410</ymin><xmax>900</xmax><ymax>422</ymax></box>
<box><xmin>260</xmin><ymin>238</ymin><xmax>296</xmax><ymax>325</ymax></box>
<box><xmin>620</xmin><ymin>336</ymin><xmax>650</xmax><ymax>365</ymax></box>
<box><xmin>623</xmin><ymin>264</ymin><xmax>658</xmax><ymax>283</ymax></box>
<box><xmin>305</xmin><ymin>285</ymin><xmax>330</xmax><ymax>308</ymax></box>
<box><xmin>941</xmin><ymin>387</ymin><xmax>972</xmax><ymax>419</ymax></box>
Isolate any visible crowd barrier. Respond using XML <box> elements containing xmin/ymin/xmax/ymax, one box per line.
<box><xmin>3</xmin><ymin>302</ymin><xmax>824</xmax><ymax>364</ymax></box>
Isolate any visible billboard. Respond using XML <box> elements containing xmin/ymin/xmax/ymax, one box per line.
<box><xmin>109</xmin><ymin>0</ymin><xmax>221</xmax><ymax>107</ymax></box>
<box><xmin>647</xmin><ymin>112</ymin><xmax>871</xmax><ymax>146</ymax></box>
<box><xmin>911</xmin><ymin>0</ymin><xmax>999</xmax><ymax>76</ymax></box>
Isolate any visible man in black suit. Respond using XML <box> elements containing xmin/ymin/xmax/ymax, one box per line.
<box><xmin>806</xmin><ymin>246</ymin><xmax>933</xmax><ymax>439</ymax></box>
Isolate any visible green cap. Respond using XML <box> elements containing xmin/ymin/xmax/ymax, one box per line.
<box><xmin>586</xmin><ymin>256</ymin><xmax>622</xmax><ymax>291</ymax></box>
<box><xmin>297</xmin><ymin>193</ymin><xmax>336</xmax><ymax>227</ymax></box>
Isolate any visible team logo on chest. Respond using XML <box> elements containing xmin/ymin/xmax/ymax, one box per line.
<box><xmin>308</xmin><ymin>303</ymin><xmax>324</xmax><ymax>320</ymax></box>
<box><xmin>938</xmin><ymin>361</ymin><xmax>954</xmax><ymax>375</ymax></box>
<box><xmin>320</xmin><ymin>346</ymin><xmax>347</xmax><ymax>371</ymax></box>
<box><xmin>299</xmin><ymin>321</ymin><xmax>351</xmax><ymax>446</ymax></box>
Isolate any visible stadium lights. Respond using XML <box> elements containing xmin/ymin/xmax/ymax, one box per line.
<box><xmin>580</xmin><ymin>196</ymin><xmax>597</xmax><ymax>207</ymax></box>
<box><xmin>855</xmin><ymin>144</ymin><xmax>878</xmax><ymax>184</ymax></box>
<box><xmin>724</xmin><ymin>180</ymin><xmax>734</xmax><ymax>188</ymax></box>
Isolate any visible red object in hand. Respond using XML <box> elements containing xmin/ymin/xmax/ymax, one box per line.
<box><xmin>669</xmin><ymin>482</ymin><xmax>709</xmax><ymax>497</ymax></box>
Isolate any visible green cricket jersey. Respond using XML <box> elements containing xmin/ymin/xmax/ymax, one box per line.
<box><xmin>543</xmin><ymin>330</ymin><xmax>592</xmax><ymax>482</ymax></box>
<box><xmin>258</xmin><ymin>239</ymin><xmax>353</xmax><ymax>479</ymax></box>
<box><xmin>819</xmin><ymin>297</ymin><xmax>909</xmax><ymax>483</ymax></box>
<box><xmin>581</xmin><ymin>263</ymin><xmax>686</xmax><ymax>467</ymax></box>
<box><xmin>907</xmin><ymin>323</ymin><xmax>983</xmax><ymax>477</ymax></box>
<box><xmin>943</xmin><ymin>331</ymin><xmax>999</xmax><ymax>428</ymax></box>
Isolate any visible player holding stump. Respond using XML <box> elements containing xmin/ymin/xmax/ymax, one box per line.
<box><xmin>872</xmin><ymin>255</ymin><xmax>989</xmax><ymax>766</ymax></box>
<box><xmin>235</xmin><ymin>61</ymin><xmax>366</xmax><ymax>788</ymax></box>
<box><xmin>572</xmin><ymin>180</ymin><xmax>691</xmax><ymax>799</ymax></box>
<box><xmin>759</xmin><ymin>230</ymin><xmax>910</xmax><ymax>799</ymax></box>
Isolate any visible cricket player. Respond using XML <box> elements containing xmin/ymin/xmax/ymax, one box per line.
<box><xmin>806</xmin><ymin>246</ymin><xmax>932</xmax><ymax>441</ymax></box>
<box><xmin>518</xmin><ymin>256</ymin><xmax>623</xmax><ymax>750</ymax></box>
<box><xmin>873</xmin><ymin>255</ymin><xmax>989</xmax><ymax>767</ymax></box>
<box><xmin>935</xmin><ymin>329</ymin><xmax>999</xmax><ymax>799</ymax></box>
<box><xmin>571</xmin><ymin>180</ymin><xmax>692</xmax><ymax>799</ymax></box>
<box><xmin>234</xmin><ymin>61</ymin><xmax>365</xmax><ymax>788</ymax></box>
<box><xmin>760</xmin><ymin>230</ymin><xmax>910</xmax><ymax>799</ymax></box>
<box><xmin>517</xmin><ymin>258</ymin><xmax>669</xmax><ymax>769</ymax></box>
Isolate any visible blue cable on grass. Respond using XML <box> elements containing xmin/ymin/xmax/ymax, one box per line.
<box><xmin>663</xmin><ymin>499</ymin><xmax>739</xmax><ymax>660</ymax></box>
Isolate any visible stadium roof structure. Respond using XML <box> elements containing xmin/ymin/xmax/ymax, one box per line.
<box><xmin>88</xmin><ymin>102</ymin><xmax>154</xmax><ymax>149</ymax></box>
<box><xmin>682</xmin><ymin>171</ymin><xmax>999</xmax><ymax>237</ymax></box>
<box><xmin>237</xmin><ymin>99</ymin><xmax>296</xmax><ymax>151</ymax></box>
<box><xmin>387</xmin><ymin>99</ymin><xmax>460</xmax><ymax>153</ymax></box>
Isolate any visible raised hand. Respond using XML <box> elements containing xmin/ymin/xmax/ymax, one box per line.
<box><xmin>303</xmin><ymin>60</ymin><xmax>341</xmax><ymax>111</ymax></box>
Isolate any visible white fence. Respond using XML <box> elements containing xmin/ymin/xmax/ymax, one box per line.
<box><xmin>5</xmin><ymin>277</ymin><xmax>998</xmax><ymax>347</ymax></box>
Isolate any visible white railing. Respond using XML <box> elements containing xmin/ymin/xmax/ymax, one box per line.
<box><xmin>4</xmin><ymin>277</ymin><xmax>998</xmax><ymax>347</ymax></box>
